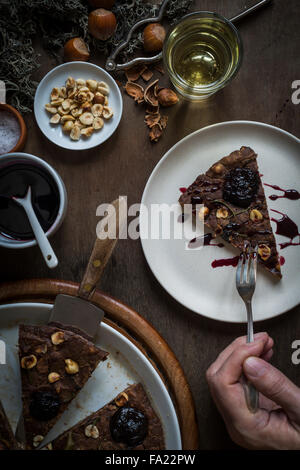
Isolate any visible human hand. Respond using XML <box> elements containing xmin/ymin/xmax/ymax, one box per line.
<box><xmin>206</xmin><ymin>332</ymin><xmax>300</xmax><ymax>449</ymax></box>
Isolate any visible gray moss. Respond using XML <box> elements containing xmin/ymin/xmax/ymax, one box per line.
<box><xmin>0</xmin><ymin>0</ymin><xmax>194</xmax><ymax>113</ymax></box>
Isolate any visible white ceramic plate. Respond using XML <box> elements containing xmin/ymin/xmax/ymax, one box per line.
<box><xmin>140</xmin><ymin>121</ymin><xmax>300</xmax><ymax>323</ymax></box>
<box><xmin>34</xmin><ymin>62</ymin><xmax>123</xmax><ymax>150</ymax></box>
<box><xmin>0</xmin><ymin>303</ymin><xmax>181</xmax><ymax>449</ymax></box>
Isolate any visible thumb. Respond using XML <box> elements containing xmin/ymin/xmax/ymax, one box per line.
<box><xmin>243</xmin><ymin>356</ymin><xmax>300</xmax><ymax>420</ymax></box>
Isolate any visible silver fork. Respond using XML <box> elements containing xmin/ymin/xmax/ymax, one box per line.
<box><xmin>236</xmin><ymin>242</ymin><xmax>259</xmax><ymax>413</ymax></box>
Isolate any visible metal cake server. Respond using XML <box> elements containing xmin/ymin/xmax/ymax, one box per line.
<box><xmin>48</xmin><ymin>196</ymin><xmax>127</xmax><ymax>340</ymax></box>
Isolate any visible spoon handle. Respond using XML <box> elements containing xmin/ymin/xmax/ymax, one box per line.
<box><xmin>230</xmin><ymin>0</ymin><xmax>272</xmax><ymax>23</ymax></box>
<box><xmin>13</xmin><ymin>188</ymin><xmax>58</xmax><ymax>269</ymax></box>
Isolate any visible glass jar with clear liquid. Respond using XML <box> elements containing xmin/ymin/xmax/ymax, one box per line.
<box><xmin>163</xmin><ymin>11</ymin><xmax>243</xmax><ymax>100</ymax></box>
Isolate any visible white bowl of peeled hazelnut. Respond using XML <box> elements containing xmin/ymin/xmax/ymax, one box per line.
<box><xmin>34</xmin><ymin>62</ymin><xmax>123</xmax><ymax>150</ymax></box>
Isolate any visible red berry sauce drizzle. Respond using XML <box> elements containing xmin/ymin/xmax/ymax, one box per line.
<box><xmin>264</xmin><ymin>183</ymin><xmax>300</xmax><ymax>201</ymax></box>
<box><xmin>178</xmin><ymin>185</ymin><xmax>300</xmax><ymax>269</ymax></box>
<box><xmin>271</xmin><ymin>209</ymin><xmax>300</xmax><ymax>249</ymax></box>
<box><xmin>188</xmin><ymin>233</ymin><xmax>224</xmax><ymax>249</ymax></box>
<box><xmin>211</xmin><ymin>256</ymin><xmax>240</xmax><ymax>268</ymax></box>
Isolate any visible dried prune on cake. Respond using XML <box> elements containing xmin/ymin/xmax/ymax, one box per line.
<box><xmin>29</xmin><ymin>391</ymin><xmax>61</xmax><ymax>421</ymax></box>
<box><xmin>110</xmin><ymin>406</ymin><xmax>148</xmax><ymax>447</ymax></box>
<box><xmin>223</xmin><ymin>168</ymin><xmax>259</xmax><ymax>208</ymax></box>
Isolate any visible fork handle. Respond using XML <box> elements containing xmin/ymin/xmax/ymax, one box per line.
<box><xmin>244</xmin><ymin>301</ymin><xmax>259</xmax><ymax>413</ymax></box>
<box><xmin>246</xmin><ymin>301</ymin><xmax>254</xmax><ymax>343</ymax></box>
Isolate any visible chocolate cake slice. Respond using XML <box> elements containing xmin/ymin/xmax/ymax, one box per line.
<box><xmin>179</xmin><ymin>146</ymin><xmax>281</xmax><ymax>277</ymax></box>
<box><xmin>0</xmin><ymin>401</ymin><xmax>18</xmax><ymax>450</ymax></box>
<box><xmin>43</xmin><ymin>383</ymin><xmax>165</xmax><ymax>450</ymax></box>
<box><xmin>19</xmin><ymin>324</ymin><xmax>108</xmax><ymax>449</ymax></box>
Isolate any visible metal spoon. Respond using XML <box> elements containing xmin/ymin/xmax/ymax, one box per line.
<box><xmin>13</xmin><ymin>186</ymin><xmax>58</xmax><ymax>269</ymax></box>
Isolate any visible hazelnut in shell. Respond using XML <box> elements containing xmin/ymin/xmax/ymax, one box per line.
<box><xmin>64</xmin><ymin>38</ymin><xmax>90</xmax><ymax>62</ymax></box>
<box><xmin>88</xmin><ymin>9</ymin><xmax>117</xmax><ymax>40</ymax></box>
<box><xmin>143</xmin><ymin>23</ymin><xmax>166</xmax><ymax>53</ymax></box>
<box><xmin>157</xmin><ymin>88</ymin><xmax>179</xmax><ymax>107</ymax></box>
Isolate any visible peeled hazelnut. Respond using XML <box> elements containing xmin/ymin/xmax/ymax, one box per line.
<box><xmin>48</xmin><ymin>372</ymin><xmax>60</xmax><ymax>383</ymax></box>
<box><xmin>21</xmin><ymin>354</ymin><xmax>37</xmax><ymax>369</ymax></box>
<box><xmin>63</xmin><ymin>120</ymin><xmax>74</xmax><ymax>133</ymax></box>
<box><xmin>70</xmin><ymin>126</ymin><xmax>81</xmax><ymax>141</ymax></box>
<box><xmin>115</xmin><ymin>392</ymin><xmax>129</xmax><ymax>407</ymax></box>
<box><xmin>212</xmin><ymin>163</ymin><xmax>225</xmax><ymax>175</ymax></box>
<box><xmin>45</xmin><ymin>104</ymin><xmax>58</xmax><ymax>114</ymax></box>
<box><xmin>33</xmin><ymin>435</ymin><xmax>44</xmax><ymax>448</ymax></box>
<box><xmin>250</xmin><ymin>209</ymin><xmax>263</xmax><ymax>222</ymax></box>
<box><xmin>50</xmin><ymin>98</ymin><xmax>64</xmax><ymax>107</ymax></box>
<box><xmin>97</xmin><ymin>82</ymin><xmax>109</xmax><ymax>96</ymax></box>
<box><xmin>71</xmin><ymin>107</ymin><xmax>83</xmax><ymax>118</ymax></box>
<box><xmin>67</xmin><ymin>88</ymin><xmax>77</xmax><ymax>99</ymax></box>
<box><xmin>77</xmin><ymin>86</ymin><xmax>90</xmax><ymax>93</ymax></box>
<box><xmin>35</xmin><ymin>344</ymin><xmax>47</xmax><ymax>355</ymax></box>
<box><xmin>79</xmin><ymin>112</ymin><xmax>94</xmax><ymax>125</ymax></box>
<box><xmin>58</xmin><ymin>106</ymin><xmax>70</xmax><ymax>116</ymax></box>
<box><xmin>66</xmin><ymin>77</ymin><xmax>76</xmax><ymax>89</ymax></box>
<box><xmin>50</xmin><ymin>87</ymin><xmax>60</xmax><ymax>101</ymax></box>
<box><xmin>86</xmin><ymin>92</ymin><xmax>95</xmax><ymax>103</ymax></box>
<box><xmin>102</xmin><ymin>106</ymin><xmax>113</xmax><ymax>119</ymax></box>
<box><xmin>86</xmin><ymin>79</ymin><xmax>98</xmax><ymax>92</ymax></box>
<box><xmin>81</xmin><ymin>101</ymin><xmax>92</xmax><ymax>111</ymax></box>
<box><xmin>61</xmin><ymin>115</ymin><xmax>75</xmax><ymax>123</ymax></box>
<box><xmin>85</xmin><ymin>424</ymin><xmax>99</xmax><ymax>439</ymax></box>
<box><xmin>46</xmin><ymin>443</ymin><xmax>53</xmax><ymax>450</ymax></box>
<box><xmin>258</xmin><ymin>244</ymin><xmax>271</xmax><ymax>261</ymax></box>
<box><xmin>157</xmin><ymin>88</ymin><xmax>179</xmax><ymax>107</ymax></box>
<box><xmin>143</xmin><ymin>23</ymin><xmax>166</xmax><ymax>53</ymax></box>
<box><xmin>81</xmin><ymin>126</ymin><xmax>94</xmax><ymax>137</ymax></box>
<box><xmin>50</xmin><ymin>113</ymin><xmax>61</xmax><ymax>124</ymax></box>
<box><xmin>93</xmin><ymin>117</ymin><xmax>104</xmax><ymax>130</ymax></box>
<box><xmin>91</xmin><ymin>104</ymin><xmax>103</xmax><ymax>117</ymax></box>
<box><xmin>59</xmin><ymin>87</ymin><xmax>67</xmax><ymax>98</ymax></box>
<box><xmin>198</xmin><ymin>206</ymin><xmax>210</xmax><ymax>220</ymax></box>
<box><xmin>88</xmin><ymin>9</ymin><xmax>117</xmax><ymax>40</ymax></box>
<box><xmin>62</xmin><ymin>99</ymin><xmax>72</xmax><ymax>111</ymax></box>
<box><xmin>65</xmin><ymin>358</ymin><xmax>79</xmax><ymax>375</ymax></box>
<box><xmin>76</xmin><ymin>78</ymin><xmax>86</xmax><ymax>87</ymax></box>
<box><xmin>64</xmin><ymin>37</ymin><xmax>90</xmax><ymax>62</ymax></box>
<box><xmin>216</xmin><ymin>207</ymin><xmax>228</xmax><ymax>219</ymax></box>
<box><xmin>51</xmin><ymin>331</ymin><xmax>65</xmax><ymax>345</ymax></box>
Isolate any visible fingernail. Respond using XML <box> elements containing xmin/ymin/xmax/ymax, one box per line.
<box><xmin>244</xmin><ymin>356</ymin><xmax>268</xmax><ymax>378</ymax></box>
<box><xmin>254</xmin><ymin>332</ymin><xmax>267</xmax><ymax>339</ymax></box>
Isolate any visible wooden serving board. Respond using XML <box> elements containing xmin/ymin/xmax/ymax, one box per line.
<box><xmin>0</xmin><ymin>278</ymin><xmax>199</xmax><ymax>450</ymax></box>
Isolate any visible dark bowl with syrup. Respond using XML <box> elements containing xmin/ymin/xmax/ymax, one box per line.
<box><xmin>0</xmin><ymin>153</ymin><xmax>67</xmax><ymax>249</ymax></box>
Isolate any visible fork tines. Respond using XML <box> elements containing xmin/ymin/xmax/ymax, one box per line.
<box><xmin>236</xmin><ymin>242</ymin><xmax>258</xmax><ymax>286</ymax></box>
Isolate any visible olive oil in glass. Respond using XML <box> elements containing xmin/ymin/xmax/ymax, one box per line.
<box><xmin>163</xmin><ymin>12</ymin><xmax>242</xmax><ymax>100</ymax></box>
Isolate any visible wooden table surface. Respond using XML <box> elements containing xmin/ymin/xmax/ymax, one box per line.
<box><xmin>1</xmin><ymin>0</ymin><xmax>299</xmax><ymax>449</ymax></box>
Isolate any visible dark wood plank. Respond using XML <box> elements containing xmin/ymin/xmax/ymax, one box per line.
<box><xmin>0</xmin><ymin>0</ymin><xmax>299</xmax><ymax>449</ymax></box>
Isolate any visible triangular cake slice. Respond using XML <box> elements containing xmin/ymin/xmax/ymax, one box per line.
<box><xmin>43</xmin><ymin>383</ymin><xmax>165</xmax><ymax>450</ymax></box>
<box><xmin>0</xmin><ymin>400</ymin><xmax>18</xmax><ymax>450</ymax></box>
<box><xmin>19</xmin><ymin>324</ymin><xmax>108</xmax><ymax>449</ymax></box>
<box><xmin>179</xmin><ymin>146</ymin><xmax>281</xmax><ymax>277</ymax></box>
